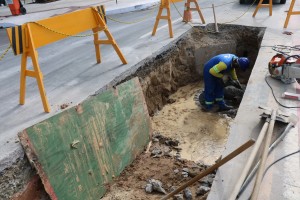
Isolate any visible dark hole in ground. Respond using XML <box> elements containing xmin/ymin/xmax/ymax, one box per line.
<box><xmin>104</xmin><ymin>24</ymin><xmax>265</xmax><ymax>199</ymax></box>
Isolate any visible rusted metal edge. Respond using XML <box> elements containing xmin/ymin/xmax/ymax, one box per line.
<box><xmin>18</xmin><ymin>130</ymin><xmax>58</xmax><ymax>200</ymax></box>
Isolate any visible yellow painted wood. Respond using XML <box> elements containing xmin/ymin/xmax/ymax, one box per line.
<box><xmin>284</xmin><ymin>0</ymin><xmax>299</xmax><ymax>28</ymax></box>
<box><xmin>253</xmin><ymin>0</ymin><xmax>272</xmax><ymax>17</ymax></box>
<box><xmin>6</xmin><ymin>6</ymin><xmax>127</xmax><ymax>112</ymax></box>
<box><xmin>20</xmin><ymin>53</ymin><xmax>27</xmax><ymax>105</ymax></box>
<box><xmin>27</xmin><ymin>24</ymin><xmax>51</xmax><ymax>113</ymax></box>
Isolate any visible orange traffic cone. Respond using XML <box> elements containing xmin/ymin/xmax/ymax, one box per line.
<box><xmin>183</xmin><ymin>1</ymin><xmax>192</xmax><ymax>23</ymax></box>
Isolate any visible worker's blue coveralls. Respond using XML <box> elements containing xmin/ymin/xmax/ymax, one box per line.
<box><xmin>203</xmin><ymin>54</ymin><xmax>238</xmax><ymax>109</ymax></box>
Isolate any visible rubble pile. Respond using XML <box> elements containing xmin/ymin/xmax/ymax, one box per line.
<box><xmin>103</xmin><ymin>132</ymin><xmax>216</xmax><ymax>200</ymax></box>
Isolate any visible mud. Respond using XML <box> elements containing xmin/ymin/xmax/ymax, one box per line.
<box><xmin>152</xmin><ymin>82</ymin><xmax>231</xmax><ymax>165</ymax></box>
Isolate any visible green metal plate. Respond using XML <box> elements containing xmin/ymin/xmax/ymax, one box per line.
<box><xmin>19</xmin><ymin>78</ymin><xmax>151</xmax><ymax>200</ymax></box>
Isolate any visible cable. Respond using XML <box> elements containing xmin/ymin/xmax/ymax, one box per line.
<box><xmin>262</xmin><ymin>149</ymin><xmax>300</xmax><ymax>179</ymax></box>
<box><xmin>245</xmin><ymin>149</ymin><xmax>300</xmax><ymax>200</ymax></box>
<box><xmin>272</xmin><ymin>45</ymin><xmax>300</xmax><ymax>56</ymax></box>
<box><xmin>264</xmin><ymin>75</ymin><xmax>300</xmax><ymax>108</ymax></box>
<box><xmin>222</xmin><ymin>0</ymin><xmax>258</xmax><ymax>24</ymax></box>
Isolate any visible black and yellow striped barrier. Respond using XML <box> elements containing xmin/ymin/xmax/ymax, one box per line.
<box><xmin>6</xmin><ymin>5</ymin><xmax>127</xmax><ymax>113</ymax></box>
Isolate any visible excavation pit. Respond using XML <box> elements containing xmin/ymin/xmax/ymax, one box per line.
<box><xmin>0</xmin><ymin>24</ymin><xmax>265</xmax><ymax>200</ymax></box>
<box><xmin>103</xmin><ymin>24</ymin><xmax>265</xmax><ymax>199</ymax></box>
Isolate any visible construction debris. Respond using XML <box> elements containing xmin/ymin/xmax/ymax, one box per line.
<box><xmin>196</xmin><ymin>186</ymin><xmax>210</xmax><ymax>196</ymax></box>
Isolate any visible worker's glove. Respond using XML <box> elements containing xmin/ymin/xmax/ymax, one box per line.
<box><xmin>222</xmin><ymin>75</ymin><xmax>229</xmax><ymax>83</ymax></box>
<box><xmin>233</xmin><ymin>80</ymin><xmax>243</xmax><ymax>90</ymax></box>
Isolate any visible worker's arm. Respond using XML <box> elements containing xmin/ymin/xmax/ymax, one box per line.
<box><xmin>229</xmin><ymin>68</ymin><xmax>238</xmax><ymax>80</ymax></box>
<box><xmin>209</xmin><ymin>62</ymin><xmax>227</xmax><ymax>78</ymax></box>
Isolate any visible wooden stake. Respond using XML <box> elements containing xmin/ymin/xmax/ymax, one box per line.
<box><xmin>160</xmin><ymin>139</ymin><xmax>255</xmax><ymax>200</ymax></box>
<box><xmin>212</xmin><ymin>4</ymin><xmax>218</xmax><ymax>33</ymax></box>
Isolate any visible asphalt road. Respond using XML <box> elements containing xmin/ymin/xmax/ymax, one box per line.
<box><xmin>0</xmin><ymin>28</ymin><xmax>9</xmax><ymax>47</ymax></box>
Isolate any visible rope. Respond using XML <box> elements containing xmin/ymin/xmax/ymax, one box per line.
<box><xmin>222</xmin><ymin>0</ymin><xmax>258</xmax><ymax>24</ymax></box>
<box><xmin>29</xmin><ymin>21</ymin><xmax>103</xmax><ymax>37</ymax></box>
<box><xmin>0</xmin><ymin>44</ymin><xmax>11</xmax><ymax>61</ymax></box>
<box><xmin>201</xmin><ymin>1</ymin><xmax>236</xmax><ymax>9</ymax></box>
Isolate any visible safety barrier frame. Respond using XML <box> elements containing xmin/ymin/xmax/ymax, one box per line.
<box><xmin>6</xmin><ymin>6</ymin><xmax>127</xmax><ymax>112</ymax></box>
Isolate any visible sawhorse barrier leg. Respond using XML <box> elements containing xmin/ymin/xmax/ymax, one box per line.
<box><xmin>253</xmin><ymin>0</ymin><xmax>272</xmax><ymax>17</ymax></box>
<box><xmin>152</xmin><ymin>0</ymin><xmax>173</xmax><ymax>38</ymax></box>
<box><xmin>20</xmin><ymin>25</ymin><xmax>50</xmax><ymax>112</ymax></box>
<box><xmin>185</xmin><ymin>0</ymin><xmax>205</xmax><ymax>24</ymax></box>
<box><xmin>284</xmin><ymin>0</ymin><xmax>299</xmax><ymax>28</ymax></box>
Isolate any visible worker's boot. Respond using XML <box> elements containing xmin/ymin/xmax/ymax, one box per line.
<box><xmin>202</xmin><ymin>104</ymin><xmax>213</xmax><ymax>112</ymax></box>
<box><xmin>218</xmin><ymin>103</ymin><xmax>233</xmax><ymax>112</ymax></box>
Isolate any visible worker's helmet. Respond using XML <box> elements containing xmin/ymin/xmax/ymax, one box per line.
<box><xmin>237</xmin><ymin>57</ymin><xmax>250</xmax><ymax>71</ymax></box>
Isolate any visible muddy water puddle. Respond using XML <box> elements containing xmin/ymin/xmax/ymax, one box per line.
<box><xmin>151</xmin><ymin>81</ymin><xmax>232</xmax><ymax>165</ymax></box>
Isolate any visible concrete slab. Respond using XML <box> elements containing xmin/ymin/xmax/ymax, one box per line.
<box><xmin>195</xmin><ymin>42</ymin><xmax>237</xmax><ymax>75</ymax></box>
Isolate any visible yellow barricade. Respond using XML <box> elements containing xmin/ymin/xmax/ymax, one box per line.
<box><xmin>6</xmin><ymin>6</ymin><xmax>127</xmax><ymax>113</ymax></box>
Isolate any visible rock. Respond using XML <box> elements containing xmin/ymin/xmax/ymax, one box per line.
<box><xmin>173</xmin><ymin>194</ymin><xmax>184</xmax><ymax>200</ymax></box>
<box><xmin>165</xmin><ymin>139</ymin><xmax>179</xmax><ymax>146</ymax></box>
<box><xmin>196</xmin><ymin>185</ymin><xmax>210</xmax><ymax>196</ymax></box>
<box><xmin>149</xmin><ymin>179</ymin><xmax>167</xmax><ymax>194</ymax></box>
<box><xmin>145</xmin><ymin>183</ymin><xmax>153</xmax><ymax>193</ymax></box>
<box><xmin>151</xmin><ymin>147</ymin><xmax>162</xmax><ymax>156</ymax></box>
<box><xmin>199</xmin><ymin>174</ymin><xmax>215</xmax><ymax>187</ymax></box>
<box><xmin>184</xmin><ymin>188</ymin><xmax>193</xmax><ymax>200</ymax></box>
<box><xmin>182</xmin><ymin>168</ymin><xmax>189</xmax><ymax>173</ymax></box>
<box><xmin>196</xmin><ymin>160</ymin><xmax>206</xmax><ymax>168</ymax></box>
<box><xmin>174</xmin><ymin>169</ymin><xmax>179</xmax><ymax>174</ymax></box>
<box><xmin>153</xmin><ymin>131</ymin><xmax>162</xmax><ymax>139</ymax></box>
<box><xmin>152</xmin><ymin>138</ymin><xmax>159</xmax><ymax>142</ymax></box>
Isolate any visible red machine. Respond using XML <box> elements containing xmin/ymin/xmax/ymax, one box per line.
<box><xmin>268</xmin><ymin>54</ymin><xmax>300</xmax><ymax>84</ymax></box>
<box><xmin>8</xmin><ymin>0</ymin><xmax>26</xmax><ymax>15</ymax></box>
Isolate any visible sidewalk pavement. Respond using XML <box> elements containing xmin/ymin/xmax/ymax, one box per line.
<box><xmin>0</xmin><ymin>0</ymin><xmax>160</xmax><ymax>27</ymax></box>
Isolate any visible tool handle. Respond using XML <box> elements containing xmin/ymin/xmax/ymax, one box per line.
<box><xmin>251</xmin><ymin>110</ymin><xmax>277</xmax><ymax>200</ymax></box>
<box><xmin>229</xmin><ymin>120</ymin><xmax>270</xmax><ymax>200</ymax></box>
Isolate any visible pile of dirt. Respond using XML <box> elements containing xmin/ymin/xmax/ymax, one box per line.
<box><xmin>102</xmin><ymin>133</ymin><xmax>215</xmax><ymax>200</ymax></box>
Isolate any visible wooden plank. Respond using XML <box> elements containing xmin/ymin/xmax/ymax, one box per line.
<box><xmin>19</xmin><ymin>78</ymin><xmax>151</xmax><ymax>200</ymax></box>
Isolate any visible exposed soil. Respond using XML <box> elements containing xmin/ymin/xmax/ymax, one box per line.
<box><xmin>102</xmin><ymin>81</ymin><xmax>232</xmax><ymax>199</ymax></box>
<box><xmin>152</xmin><ymin>82</ymin><xmax>231</xmax><ymax>165</ymax></box>
<box><xmin>102</xmin><ymin>134</ymin><xmax>215</xmax><ymax>200</ymax></box>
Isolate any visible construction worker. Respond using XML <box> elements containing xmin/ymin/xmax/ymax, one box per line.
<box><xmin>203</xmin><ymin>54</ymin><xmax>250</xmax><ymax>111</ymax></box>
